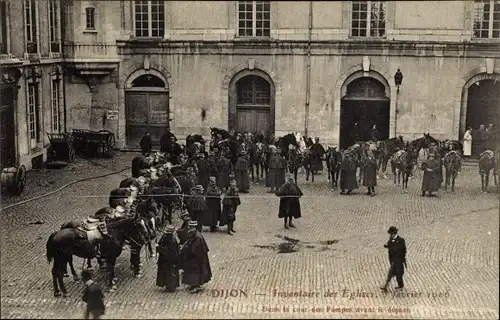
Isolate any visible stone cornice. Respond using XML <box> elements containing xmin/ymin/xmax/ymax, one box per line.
<box><xmin>116</xmin><ymin>39</ymin><xmax>500</xmax><ymax>58</ymax></box>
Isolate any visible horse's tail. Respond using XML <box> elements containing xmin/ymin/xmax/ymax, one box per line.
<box><xmin>46</xmin><ymin>231</ymin><xmax>58</xmax><ymax>263</ymax></box>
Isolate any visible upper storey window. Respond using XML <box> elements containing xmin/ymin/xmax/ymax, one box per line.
<box><xmin>49</xmin><ymin>0</ymin><xmax>61</xmax><ymax>52</ymax></box>
<box><xmin>0</xmin><ymin>0</ymin><xmax>7</xmax><ymax>54</ymax></box>
<box><xmin>473</xmin><ymin>0</ymin><xmax>500</xmax><ymax>39</ymax></box>
<box><xmin>85</xmin><ymin>7</ymin><xmax>95</xmax><ymax>30</ymax></box>
<box><xmin>134</xmin><ymin>0</ymin><xmax>165</xmax><ymax>38</ymax></box>
<box><xmin>351</xmin><ymin>1</ymin><xmax>386</xmax><ymax>38</ymax></box>
<box><xmin>238</xmin><ymin>1</ymin><xmax>270</xmax><ymax>37</ymax></box>
<box><xmin>24</xmin><ymin>0</ymin><xmax>38</xmax><ymax>53</ymax></box>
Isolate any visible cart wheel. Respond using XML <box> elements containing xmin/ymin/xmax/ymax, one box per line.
<box><xmin>68</xmin><ymin>144</ymin><xmax>76</xmax><ymax>162</ymax></box>
<box><xmin>9</xmin><ymin>165</ymin><xmax>26</xmax><ymax>195</ymax></box>
<box><xmin>47</xmin><ymin>146</ymin><xmax>56</xmax><ymax>162</ymax></box>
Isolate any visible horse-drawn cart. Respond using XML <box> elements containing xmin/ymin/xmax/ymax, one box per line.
<box><xmin>47</xmin><ymin>133</ymin><xmax>75</xmax><ymax>167</ymax></box>
<box><xmin>1</xmin><ymin>164</ymin><xmax>26</xmax><ymax>195</ymax></box>
<box><xmin>85</xmin><ymin>130</ymin><xmax>116</xmax><ymax>158</ymax></box>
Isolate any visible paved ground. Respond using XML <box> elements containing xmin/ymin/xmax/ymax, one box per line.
<box><xmin>1</xmin><ymin>153</ymin><xmax>498</xmax><ymax>319</ymax></box>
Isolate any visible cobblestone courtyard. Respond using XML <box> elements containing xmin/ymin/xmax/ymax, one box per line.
<box><xmin>1</xmin><ymin>153</ymin><xmax>498</xmax><ymax>319</ymax></box>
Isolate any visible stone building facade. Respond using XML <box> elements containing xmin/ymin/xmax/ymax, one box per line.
<box><xmin>3</xmin><ymin>1</ymin><xmax>500</xmax><ymax>167</ymax></box>
<box><xmin>1</xmin><ymin>0</ymin><xmax>64</xmax><ymax>169</ymax></box>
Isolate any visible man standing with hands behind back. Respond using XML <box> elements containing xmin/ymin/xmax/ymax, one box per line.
<box><xmin>380</xmin><ymin>226</ymin><xmax>407</xmax><ymax>292</ymax></box>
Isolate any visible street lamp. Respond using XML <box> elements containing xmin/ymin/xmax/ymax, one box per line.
<box><xmin>394</xmin><ymin>68</ymin><xmax>403</xmax><ymax>93</ymax></box>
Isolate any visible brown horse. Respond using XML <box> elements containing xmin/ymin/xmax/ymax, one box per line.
<box><xmin>479</xmin><ymin>150</ymin><xmax>497</xmax><ymax>193</ymax></box>
<box><xmin>390</xmin><ymin>146</ymin><xmax>418</xmax><ymax>192</ymax></box>
<box><xmin>443</xmin><ymin>150</ymin><xmax>462</xmax><ymax>192</ymax></box>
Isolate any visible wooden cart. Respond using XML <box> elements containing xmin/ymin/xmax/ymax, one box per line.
<box><xmin>47</xmin><ymin>133</ymin><xmax>75</xmax><ymax>167</ymax></box>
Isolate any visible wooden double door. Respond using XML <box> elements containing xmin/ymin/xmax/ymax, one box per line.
<box><xmin>0</xmin><ymin>86</ymin><xmax>16</xmax><ymax>167</ymax></box>
<box><xmin>125</xmin><ymin>91</ymin><xmax>169</xmax><ymax>147</ymax></box>
<box><xmin>236</xmin><ymin>107</ymin><xmax>271</xmax><ymax>134</ymax></box>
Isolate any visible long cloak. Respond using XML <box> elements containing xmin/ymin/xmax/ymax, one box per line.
<box><xmin>203</xmin><ymin>184</ymin><xmax>222</xmax><ymax>227</ymax></box>
<box><xmin>340</xmin><ymin>157</ymin><xmax>358</xmax><ymax>191</ymax></box>
<box><xmin>156</xmin><ymin>234</ymin><xmax>180</xmax><ymax>291</ymax></box>
<box><xmin>220</xmin><ymin>187</ymin><xmax>241</xmax><ymax>226</ymax></box>
<box><xmin>276</xmin><ymin>182</ymin><xmax>303</xmax><ymax>219</ymax></box>
<box><xmin>234</xmin><ymin>156</ymin><xmax>250</xmax><ymax>192</ymax></box>
<box><xmin>310</xmin><ymin>143</ymin><xmax>326</xmax><ymax>171</ymax></box>
<box><xmin>216</xmin><ymin>156</ymin><xmax>232</xmax><ymax>189</ymax></box>
<box><xmin>180</xmin><ymin>232</ymin><xmax>212</xmax><ymax>287</ymax></box>
<box><xmin>362</xmin><ymin>158</ymin><xmax>378</xmax><ymax>187</ymax></box>
<box><xmin>421</xmin><ymin>158</ymin><xmax>440</xmax><ymax>192</ymax></box>
<box><xmin>185</xmin><ymin>194</ymin><xmax>208</xmax><ymax>223</ymax></box>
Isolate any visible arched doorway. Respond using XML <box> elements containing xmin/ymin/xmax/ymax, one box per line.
<box><xmin>464</xmin><ymin>78</ymin><xmax>500</xmax><ymax>154</ymax></box>
<box><xmin>125</xmin><ymin>74</ymin><xmax>169</xmax><ymax>147</ymax></box>
<box><xmin>229</xmin><ymin>72</ymin><xmax>275</xmax><ymax>134</ymax></box>
<box><xmin>340</xmin><ymin>77</ymin><xmax>390</xmax><ymax>149</ymax></box>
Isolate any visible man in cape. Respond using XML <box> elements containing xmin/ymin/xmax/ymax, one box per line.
<box><xmin>180</xmin><ymin>222</ymin><xmax>212</xmax><ymax>293</ymax></box>
<box><xmin>156</xmin><ymin>225</ymin><xmax>180</xmax><ymax>292</ymax></box>
<box><xmin>276</xmin><ymin>174</ymin><xmax>303</xmax><ymax>229</ymax></box>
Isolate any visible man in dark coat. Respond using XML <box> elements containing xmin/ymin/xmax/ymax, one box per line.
<box><xmin>340</xmin><ymin>151</ymin><xmax>358</xmax><ymax>194</ymax></box>
<box><xmin>370</xmin><ymin>125</ymin><xmax>380</xmax><ymax>141</ymax></box>
<box><xmin>140</xmin><ymin>132</ymin><xmax>153</xmax><ymax>156</ymax></box>
<box><xmin>81</xmin><ymin>270</ymin><xmax>105</xmax><ymax>319</ymax></box>
<box><xmin>220</xmin><ymin>178</ymin><xmax>241</xmax><ymax>235</ymax></box>
<box><xmin>203</xmin><ymin>177</ymin><xmax>222</xmax><ymax>232</ymax></box>
<box><xmin>185</xmin><ymin>185</ymin><xmax>208</xmax><ymax>232</ymax></box>
<box><xmin>168</xmin><ymin>137</ymin><xmax>183</xmax><ymax>165</ymax></box>
<box><xmin>196</xmin><ymin>152</ymin><xmax>210</xmax><ymax>189</ymax></box>
<box><xmin>234</xmin><ymin>150</ymin><xmax>250</xmax><ymax>193</ymax></box>
<box><xmin>276</xmin><ymin>174</ymin><xmax>303</xmax><ymax>229</ymax></box>
<box><xmin>363</xmin><ymin>152</ymin><xmax>378</xmax><ymax>196</ymax></box>
<box><xmin>421</xmin><ymin>153</ymin><xmax>440</xmax><ymax>197</ymax></box>
<box><xmin>160</xmin><ymin>129</ymin><xmax>175</xmax><ymax>153</ymax></box>
<box><xmin>380</xmin><ymin>226</ymin><xmax>407</xmax><ymax>292</ymax></box>
<box><xmin>180</xmin><ymin>223</ymin><xmax>212</xmax><ymax>293</ymax></box>
<box><xmin>267</xmin><ymin>147</ymin><xmax>286</xmax><ymax>192</ymax></box>
<box><xmin>156</xmin><ymin>225</ymin><xmax>180</xmax><ymax>292</ymax></box>
<box><xmin>215</xmin><ymin>153</ymin><xmax>232</xmax><ymax>191</ymax></box>
<box><xmin>177</xmin><ymin>212</ymin><xmax>191</xmax><ymax>245</ymax></box>
<box><xmin>310</xmin><ymin>137</ymin><xmax>326</xmax><ymax>173</ymax></box>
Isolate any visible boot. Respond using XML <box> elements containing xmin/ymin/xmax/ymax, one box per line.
<box><xmin>288</xmin><ymin>219</ymin><xmax>295</xmax><ymax>228</ymax></box>
<box><xmin>284</xmin><ymin>220</ymin><xmax>289</xmax><ymax>229</ymax></box>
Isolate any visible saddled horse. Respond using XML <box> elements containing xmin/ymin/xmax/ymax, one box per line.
<box><xmin>479</xmin><ymin>150</ymin><xmax>497</xmax><ymax>193</ymax></box>
<box><xmin>326</xmin><ymin>147</ymin><xmax>342</xmax><ymax>188</ymax></box>
<box><xmin>390</xmin><ymin>146</ymin><xmax>417</xmax><ymax>192</ymax></box>
<box><xmin>443</xmin><ymin>150</ymin><xmax>462</xmax><ymax>192</ymax></box>
<box><xmin>375</xmin><ymin>136</ymin><xmax>405</xmax><ymax>179</ymax></box>
<box><xmin>250</xmin><ymin>141</ymin><xmax>268</xmax><ymax>181</ymax></box>
<box><xmin>47</xmin><ymin>214</ymin><xmax>149</xmax><ymax>296</ymax></box>
<box><xmin>287</xmin><ymin>146</ymin><xmax>304</xmax><ymax>182</ymax></box>
<box><xmin>277</xmin><ymin>133</ymin><xmax>299</xmax><ymax>159</ymax></box>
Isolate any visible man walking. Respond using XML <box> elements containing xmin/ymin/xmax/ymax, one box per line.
<box><xmin>380</xmin><ymin>226</ymin><xmax>407</xmax><ymax>292</ymax></box>
<box><xmin>81</xmin><ymin>270</ymin><xmax>105</xmax><ymax>319</ymax></box>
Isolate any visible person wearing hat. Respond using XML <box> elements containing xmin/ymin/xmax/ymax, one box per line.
<box><xmin>220</xmin><ymin>178</ymin><xmax>241</xmax><ymax>235</ymax></box>
<box><xmin>203</xmin><ymin>177</ymin><xmax>222</xmax><ymax>232</ymax></box>
<box><xmin>180</xmin><ymin>223</ymin><xmax>212</xmax><ymax>294</ymax></box>
<box><xmin>339</xmin><ymin>150</ymin><xmax>358</xmax><ymax>195</ymax></box>
<box><xmin>156</xmin><ymin>225</ymin><xmax>180</xmax><ymax>293</ymax></box>
<box><xmin>380</xmin><ymin>226</ymin><xmax>407</xmax><ymax>292</ymax></box>
<box><xmin>421</xmin><ymin>152</ymin><xmax>440</xmax><ymax>197</ymax></box>
<box><xmin>177</xmin><ymin>212</ymin><xmax>192</xmax><ymax>244</ymax></box>
<box><xmin>196</xmin><ymin>151</ymin><xmax>210</xmax><ymax>189</ymax></box>
<box><xmin>140</xmin><ymin>131</ymin><xmax>153</xmax><ymax>156</ymax></box>
<box><xmin>310</xmin><ymin>137</ymin><xmax>326</xmax><ymax>174</ymax></box>
<box><xmin>267</xmin><ymin>147</ymin><xmax>286</xmax><ymax>192</ymax></box>
<box><xmin>276</xmin><ymin>174</ymin><xmax>303</xmax><ymax>229</ymax></box>
<box><xmin>363</xmin><ymin>151</ymin><xmax>378</xmax><ymax>196</ymax></box>
<box><xmin>215</xmin><ymin>151</ymin><xmax>232</xmax><ymax>191</ymax></box>
<box><xmin>81</xmin><ymin>269</ymin><xmax>105</xmax><ymax>319</ymax></box>
<box><xmin>234</xmin><ymin>150</ymin><xmax>250</xmax><ymax>193</ymax></box>
<box><xmin>185</xmin><ymin>185</ymin><xmax>208</xmax><ymax>232</ymax></box>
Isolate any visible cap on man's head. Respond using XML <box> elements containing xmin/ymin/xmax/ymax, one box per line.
<box><xmin>387</xmin><ymin>226</ymin><xmax>398</xmax><ymax>234</ymax></box>
<box><xmin>188</xmin><ymin>221</ymin><xmax>198</xmax><ymax>228</ymax></box>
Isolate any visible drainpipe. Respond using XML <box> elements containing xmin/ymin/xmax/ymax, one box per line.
<box><xmin>304</xmin><ymin>0</ymin><xmax>313</xmax><ymax>136</ymax></box>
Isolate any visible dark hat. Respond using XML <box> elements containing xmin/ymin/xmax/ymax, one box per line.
<box><xmin>188</xmin><ymin>221</ymin><xmax>198</xmax><ymax>228</ymax></box>
<box><xmin>387</xmin><ymin>226</ymin><xmax>398</xmax><ymax>234</ymax></box>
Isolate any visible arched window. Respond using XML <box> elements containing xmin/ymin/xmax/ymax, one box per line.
<box><xmin>344</xmin><ymin>77</ymin><xmax>388</xmax><ymax>100</ymax></box>
<box><xmin>131</xmin><ymin>74</ymin><xmax>165</xmax><ymax>88</ymax></box>
<box><xmin>236</xmin><ymin>75</ymin><xmax>271</xmax><ymax>107</ymax></box>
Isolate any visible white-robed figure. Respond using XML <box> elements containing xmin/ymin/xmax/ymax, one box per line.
<box><xmin>463</xmin><ymin>127</ymin><xmax>472</xmax><ymax>157</ymax></box>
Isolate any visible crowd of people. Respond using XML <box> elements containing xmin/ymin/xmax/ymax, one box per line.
<box><xmin>463</xmin><ymin>123</ymin><xmax>497</xmax><ymax>157</ymax></box>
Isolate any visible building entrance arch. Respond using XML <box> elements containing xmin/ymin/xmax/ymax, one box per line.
<box><xmin>125</xmin><ymin>73</ymin><xmax>170</xmax><ymax>147</ymax></box>
<box><xmin>340</xmin><ymin>77</ymin><xmax>390</xmax><ymax>149</ymax></box>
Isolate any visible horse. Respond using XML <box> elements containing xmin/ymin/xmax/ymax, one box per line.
<box><xmin>479</xmin><ymin>150</ymin><xmax>497</xmax><ymax>193</ymax></box>
<box><xmin>410</xmin><ymin>133</ymin><xmax>434</xmax><ymax>158</ymax></box>
<box><xmin>348</xmin><ymin>142</ymin><xmax>367</xmax><ymax>184</ymax></box>
<box><xmin>287</xmin><ymin>146</ymin><xmax>304</xmax><ymax>182</ymax></box>
<box><xmin>47</xmin><ymin>214</ymin><xmax>150</xmax><ymax>296</ymax></box>
<box><xmin>443</xmin><ymin>150</ymin><xmax>462</xmax><ymax>192</ymax></box>
<box><xmin>390</xmin><ymin>146</ymin><xmax>417</xmax><ymax>192</ymax></box>
<box><xmin>131</xmin><ymin>156</ymin><xmax>152</xmax><ymax>178</ymax></box>
<box><xmin>326</xmin><ymin>147</ymin><xmax>342</xmax><ymax>189</ymax></box>
<box><xmin>109</xmin><ymin>187</ymin><xmax>133</xmax><ymax>208</ymax></box>
<box><xmin>375</xmin><ymin>136</ymin><xmax>405</xmax><ymax>179</ymax></box>
<box><xmin>186</xmin><ymin>134</ymin><xmax>205</xmax><ymax>159</ymax></box>
<box><xmin>250</xmin><ymin>141</ymin><xmax>268</xmax><ymax>181</ymax></box>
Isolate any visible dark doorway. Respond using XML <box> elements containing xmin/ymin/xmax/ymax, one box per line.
<box><xmin>234</xmin><ymin>75</ymin><xmax>272</xmax><ymax>134</ymax></box>
<box><xmin>340</xmin><ymin>77</ymin><xmax>390</xmax><ymax>150</ymax></box>
<box><xmin>466</xmin><ymin>79</ymin><xmax>500</xmax><ymax>131</ymax></box>
<box><xmin>125</xmin><ymin>74</ymin><xmax>169</xmax><ymax>147</ymax></box>
<box><xmin>0</xmin><ymin>86</ymin><xmax>16</xmax><ymax>167</ymax></box>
